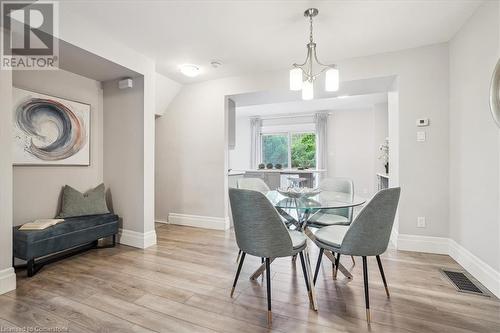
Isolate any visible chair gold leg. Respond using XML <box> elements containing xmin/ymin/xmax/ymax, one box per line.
<box><xmin>267</xmin><ymin>310</ymin><xmax>272</xmax><ymax>326</ymax></box>
<box><xmin>366</xmin><ymin>309</ymin><xmax>371</xmax><ymax>324</ymax></box>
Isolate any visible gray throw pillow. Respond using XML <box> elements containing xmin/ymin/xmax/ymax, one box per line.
<box><xmin>57</xmin><ymin>183</ymin><xmax>110</xmax><ymax>218</ymax></box>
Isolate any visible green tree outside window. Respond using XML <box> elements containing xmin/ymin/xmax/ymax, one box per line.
<box><xmin>261</xmin><ymin>132</ymin><xmax>316</xmax><ymax>169</ymax></box>
<box><xmin>291</xmin><ymin>133</ymin><xmax>316</xmax><ymax>168</ymax></box>
<box><xmin>262</xmin><ymin>134</ymin><xmax>288</xmax><ymax>167</ymax></box>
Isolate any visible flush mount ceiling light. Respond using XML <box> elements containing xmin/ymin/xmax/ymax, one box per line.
<box><xmin>210</xmin><ymin>60</ymin><xmax>223</xmax><ymax>68</ymax></box>
<box><xmin>290</xmin><ymin>8</ymin><xmax>339</xmax><ymax>100</ymax></box>
<box><xmin>179</xmin><ymin>64</ymin><xmax>201</xmax><ymax>77</ymax></box>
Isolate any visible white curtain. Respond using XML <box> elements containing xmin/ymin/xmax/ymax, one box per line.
<box><xmin>250</xmin><ymin>117</ymin><xmax>262</xmax><ymax>168</ymax></box>
<box><xmin>314</xmin><ymin>112</ymin><xmax>328</xmax><ymax>173</ymax></box>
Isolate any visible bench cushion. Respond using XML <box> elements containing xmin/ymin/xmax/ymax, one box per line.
<box><xmin>13</xmin><ymin>214</ymin><xmax>119</xmax><ymax>260</ymax></box>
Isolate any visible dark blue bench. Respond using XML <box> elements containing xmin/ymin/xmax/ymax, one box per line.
<box><xmin>13</xmin><ymin>213</ymin><xmax>119</xmax><ymax>276</ymax></box>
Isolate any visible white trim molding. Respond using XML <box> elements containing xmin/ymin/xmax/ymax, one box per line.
<box><xmin>397</xmin><ymin>234</ymin><xmax>450</xmax><ymax>255</ymax></box>
<box><xmin>118</xmin><ymin>229</ymin><xmax>157</xmax><ymax>249</ymax></box>
<box><xmin>0</xmin><ymin>267</ymin><xmax>16</xmax><ymax>295</ymax></box>
<box><xmin>389</xmin><ymin>228</ymin><xmax>399</xmax><ymax>249</ymax></box>
<box><xmin>448</xmin><ymin>239</ymin><xmax>500</xmax><ymax>298</ymax></box>
<box><xmin>154</xmin><ymin>219</ymin><xmax>168</xmax><ymax>224</ymax></box>
<box><xmin>168</xmin><ymin>213</ymin><xmax>230</xmax><ymax>230</ymax></box>
<box><xmin>397</xmin><ymin>234</ymin><xmax>500</xmax><ymax>298</ymax></box>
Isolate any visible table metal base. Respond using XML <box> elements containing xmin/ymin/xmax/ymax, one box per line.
<box><xmin>249</xmin><ymin>250</ymin><xmax>317</xmax><ymax>311</ymax></box>
<box><xmin>304</xmin><ymin>227</ymin><xmax>353</xmax><ymax>279</ymax></box>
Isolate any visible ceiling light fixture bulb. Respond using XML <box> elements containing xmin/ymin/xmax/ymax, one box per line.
<box><xmin>302</xmin><ymin>80</ymin><xmax>314</xmax><ymax>100</ymax></box>
<box><xmin>325</xmin><ymin>67</ymin><xmax>339</xmax><ymax>92</ymax></box>
<box><xmin>179</xmin><ymin>64</ymin><xmax>201</xmax><ymax>77</ymax></box>
<box><xmin>290</xmin><ymin>68</ymin><xmax>303</xmax><ymax>91</ymax></box>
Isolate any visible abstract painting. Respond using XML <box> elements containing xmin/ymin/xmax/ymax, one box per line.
<box><xmin>13</xmin><ymin>88</ymin><xmax>90</xmax><ymax>165</ymax></box>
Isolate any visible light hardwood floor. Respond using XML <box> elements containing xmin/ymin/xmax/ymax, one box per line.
<box><xmin>2</xmin><ymin>223</ymin><xmax>499</xmax><ymax>332</ymax></box>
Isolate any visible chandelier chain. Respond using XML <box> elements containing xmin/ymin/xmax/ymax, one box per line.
<box><xmin>309</xmin><ymin>15</ymin><xmax>314</xmax><ymax>43</ymax></box>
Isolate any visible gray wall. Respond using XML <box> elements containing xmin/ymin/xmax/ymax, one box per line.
<box><xmin>449</xmin><ymin>1</ymin><xmax>500</xmax><ymax>271</ymax></box>
<box><xmin>12</xmin><ymin>70</ymin><xmax>103</xmax><ymax>225</ymax></box>
<box><xmin>103</xmin><ymin>77</ymin><xmax>146</xmax><ymax>233</ymax></box>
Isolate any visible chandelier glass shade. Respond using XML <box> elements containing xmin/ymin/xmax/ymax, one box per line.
<box><xmin>290</xmin><ymin>8</ymin><xmax>339</xmax><ymax>100</ymax></box>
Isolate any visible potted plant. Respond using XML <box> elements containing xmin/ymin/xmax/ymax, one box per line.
<box><xmin>378</xmin><ymin>138</ymin><xmax>389</xmax><ymax>174</ymax></box>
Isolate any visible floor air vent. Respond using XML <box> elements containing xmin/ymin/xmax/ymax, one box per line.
<box><xmin>440</xmin><ymin>269</ymin><xmax>489</xmax><ymax>297</ymax></box>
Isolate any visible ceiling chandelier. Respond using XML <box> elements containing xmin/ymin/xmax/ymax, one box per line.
<box><xmin>290</xmin><ymin>8</ymin><xmax>339</xmax><ymax>100</ymax></box>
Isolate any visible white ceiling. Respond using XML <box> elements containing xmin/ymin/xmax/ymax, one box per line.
<box><xmin>60</xmin><ymin>0</ymin><xmax>482</xmax><ymax>83</ymax></box>
<box><xmin>231</xmin><ymin>75</ymin><xmax>395</xmax><ymax>107</ymax></box>
<box><xmin>236</xmin><ymin>93</ymin><xmax>388</xmax><ymax>118</ymax></box>
<box><xmin>59</xmin><ymin>40</ymin><xmax>141</xmax><ymax>82</ymax></box>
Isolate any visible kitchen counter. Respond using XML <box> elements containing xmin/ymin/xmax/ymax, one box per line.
<box><xmin>232</xmin><ymin>169</ymin><xmax>327</xmax><ymax>174</ymax></box>
<box><xmin>232</xmin><ymin>169</ymin><xmax>326</xmax><ymax>189</ymax></box>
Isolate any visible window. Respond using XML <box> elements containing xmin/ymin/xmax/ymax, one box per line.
<box><xmin>291</xmin><ymin>132</ymin><xmax>316</xmax><ymax>168</ymax></box>
<box><xmin>261</xmin><ymin>132</ymin><xmax>316</xmax><ymax>169</ymax></box>
<box><xmin>261</xmin><ymin>134</ymin><xmax>289</xmax><ymax>168</ymax></box>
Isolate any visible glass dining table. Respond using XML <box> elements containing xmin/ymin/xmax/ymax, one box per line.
<box><xmin>249</xmin><ymin>190</ymin><xmax>367</xmax><ymax>291</ymax></box>
<box><xmin>265</xmin><ymin>190</ymin><xmax>367</xmax><ymax>231</ymax></box>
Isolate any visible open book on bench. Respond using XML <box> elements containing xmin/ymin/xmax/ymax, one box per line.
<box><xmin>19</xmin><ymin>219</ymin><xmax>65</xmax><ymax>231</ymax></box>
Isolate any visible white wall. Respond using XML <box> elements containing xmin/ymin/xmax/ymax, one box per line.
<box><xmin>449</xmin><ymin>1</ymin><xmax>500</xmax><ymax>273</ymax></box>
<box><xmin>373</xmin><ymin>103</ymin><xmax>389</xmax><ymax>176</ymax></box>
<box><xmin>328</xmin><ymin>107</ymin><xmax>387</xmax><ymax>196</ymax></box>
<box><xmin>0</xmin><ymin>29</ymin><xmax>16</xmax><ymax>294</ymax></box>
<box><xmin>103</xmin><ymin>77</ymin><xmax>143</xmax><ymax>232</ymax></box>
<box><xmin>155</xmin><ymin>72</ymin><xmax>181</xmax><ymax>116</ymax></box>
<box><xmin>156</xmin><ymin>43</ymin><xmax>448</xmax><ymax>240</ymax></box>
<box><xmin>12</xmin><ymin>69</ymin><xmax>103</xmax><ymax>225</ymax></box>
<box><xmin>229</xmin><ymin>116</ymin><xmax>251</xmax><ymax>170</ymax></box>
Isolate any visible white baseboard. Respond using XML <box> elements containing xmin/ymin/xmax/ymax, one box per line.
<box><xmin>397</xmin><ymin>234</ymin><xmax>500</xmax><ymax>298</ymax></box>
<box><xmin>389</xmin><ymin>228</ymin><xmax>399</xmax><ymax>249</ymax></box>
<box><xmin>397</xmin><ymin>234</ymin><xmax>450</xmax><ymax>255</ymax></box>
<box><xmin>448</xmin><ymin>239</ymin><xmax>500</xmax><ymax>298</ymax></box>
<box><xmin>168</xmin><ymin>213</ymin><xmax>230</xmax><ymax>230</ymax></box>
<box><xmin>118</xmin><ymin>228</ymin><xmax>157</xmax><ymax>249</ymax></box>
<box><xmin>0</xmin><ymin>267</ymin><xmax>16</xmax><ymax>295</ymax></box>
<box><xmin>155</xmin><ymin>219</ymin><xmax>168</xmax><ymax>224</ymax></box>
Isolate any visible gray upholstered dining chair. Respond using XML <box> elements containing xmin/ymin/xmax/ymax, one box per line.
<box><xmin>235</xmin><ymin>177</ymin><xmax>271</xmax><ymax>263</ymax></box>
<box><xmin>311</xmin><ymin>187</ymin><xmax>400</xmax><ymax>324</ymax></box>
<box><xmin>308</xmin><ymin>177</ymin><xmax>354</xmax><ymax>226</ymax></box>
<box><xmin>229</xmin><ymin>188</ymin><xmax>314</xmax><ymax>326</ymax></box>
<box><xmin>308</xmin><ymin>177</ymin><xmax>356</xmax><ymax>266</ymax></box>
<box><xmin>237</xmin><ymin>177</ymin><xmax>270</xmax><ymax>193</ymax></box>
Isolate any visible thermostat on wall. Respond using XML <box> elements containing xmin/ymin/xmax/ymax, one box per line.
<box><xmin>416</xmin><ymin>118</ymin><xmax>430</xmax><ymax>127</ymax></box>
